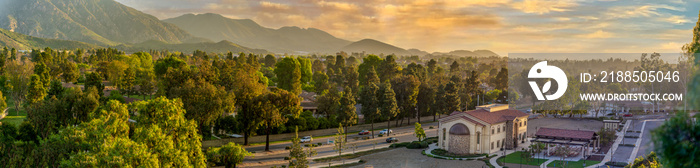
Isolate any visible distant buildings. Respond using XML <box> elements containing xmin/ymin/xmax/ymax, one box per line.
<box><xmin>438</xmin><ymin>104</ymin><xmax>529</xmax><ymax>154</ymax></box>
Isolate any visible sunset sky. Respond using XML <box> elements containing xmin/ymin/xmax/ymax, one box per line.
<box><xmin>115</xmin><ymin>0</ymin><xmax>699</xmax><ymax>55</ymax></box>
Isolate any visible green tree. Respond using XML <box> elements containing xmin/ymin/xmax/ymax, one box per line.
<box><xmin>139</xmin><ymin>69</ymin><xmax>157</xmax><ymax>99</ymax></box>
<box><xmin>378</xmin><ymin>82</ymin><xmax>398</xmax><ymax>136</ymax></box>
<box><xmin>47</xmin><ymin>80</ymin><xmax>64</xmax><ymax>98</ymax></box>
<box><xmin>172</xmin><ymin>79</ymin><xmax>236</xmax><ymax>136</ymax></box>
<box><xmin>416</xmin><ymin>83</ymin><xmax>435</xmax><ymax>122</ymax></box>
<box><xmin>426</xmin><ymin>59</ymin><xmax>438</xmax><ymax>74</ymax></box>
<box><xmin>414</xmin><ymin>122</ymin><xmax>426</xmax><ymax>141</ymax></box>
<box><xmin>264</xmin><ymin>54</ymin><xmax>276</xmax><ymax>67</ymax></box>
<box><xmin>288</xmin><ymin>127</ymin><xmax>317</xmax><ymax>168</ymax></box>
<box><xmin>34</xmin><ymin>62</ymin><xmax>51</xmax><ymax>88</ymax></box>
<box><xmin>337</xmin><ymin>87</ymin><xmax>357</xmax><ymax>142</ymax></box>
<box><xmin>493</xmin><ymin>68</ymin><xmax>508</xmax><ymax>90</ymax></box>
<box><xmin>651</xmin><ymin>111</ymin><xmax>700</xmax><ymax>167</ymax></box>
<box><xmin>312</xmin><ymin>59</ymin><xmax>324</xmax><ymax>73</ymax></box>
<box><xmin>333</xmin><ymin>123</ymin><xmax>347</xmax><ymax>157</ymax></box>
<box><xmin>218</xmin><ymin>61</ymin><xmax>267</xmax><ymax>145</ymax></box>
<box><xmin>60</xmin><ymin>61</ymin><xmax>80</xmax><ymax>83</ymax></box>
<box><xmin>275</xmin><ymin>57</ymin><xmax>302</xmax><ymax>95</ymax></box>
<box><xmin>449</xmin><ymin>61</ymin><xmax>460</xmax><ymax>74</ymax></box>
<box><xmin>358</xmin><ymin>55</ymin><xmax>382</xmax><ymax>87</ymax></box>
<box><xmin>298</xmin><ymin>57</ymin><xmax>313</xmax><ymax>84</ymax></box>
<box><xmin>312</xmin><ymin>71</ymin><xmax>329</xmax><ymax>95</ymax></box>
<box><xmin>444</xmin><ymin>81</ymin><xmax>461</xmax><ymax>113</ymax></box>
<box><xmin>118</xmin><ymin>67</ymin><xmax>137</xmax><ymax>96</ymax></box>
<box><xmin>391</xmin><ymin>75</ymin><xmax>420</xmax><ymax>126</ymax></box>
<box><xmin>26</xmin><ymin>75</ymin><xmax>46</xmax><ymax>105</ymax></box>
<box><xmin>84</xmin><ymin>72</ymin><xmax>105</xmax><ymax>97</ymax></box>
<box><xmin>378</xmin><ymin>55</ymin><xmax>401</xmax><ymax>82</ymax></box>
<box><xmin>0</xmin><ymin>91</ymin><xmax>6</xmax><ymax>112</ymax></box>
<box><xmin>316</xmin><ymin>88</ymin><xmax>341</xmax><ymax>120</ymax></box>
<box><xmin>207</xmin><ymin>142</ymin><xmax>252</xmax><ymax>168</ymax></box>
<box><xmin>132</xmin><ymin>97</ymin><xmax>207</xmax><ymax>167</ymax></box>
<box><xmin>359</xmin><ymin>82</ymin><xmax>380</xmax><ymax>138</ymax></box>
<box><xmin>344</xmin><ymin>66</ymin><xmax>359</xmax><ymax>97</ymax></box>
<box><xmin>154</xmin><ymin>56</ymin><xmax>188</xmax><ymax>77</ymax></box>
<box><xmin>253</xmin><ymin>88</ymin><xmax>302</xmax><ymax>151</ymax></box>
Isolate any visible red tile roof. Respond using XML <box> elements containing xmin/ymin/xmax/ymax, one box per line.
<box><xmin>460</xmin><ymin>109</ymin><xmax>529</xmax><ymax>124</ymax></box>
<box><xmin>535</xmin><ymin>127</ymin><xmax>596</xmax><ymax>140</ymax></box>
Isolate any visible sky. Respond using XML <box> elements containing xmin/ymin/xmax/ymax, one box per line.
<box><xmin>114</xmin><ymin>0</ymin><xmax>700</xmax><ymax>56</ymax></box>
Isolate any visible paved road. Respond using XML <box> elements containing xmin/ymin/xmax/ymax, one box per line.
<box><xmin>241</xmin><ymin>122</ymin><xmax>439</xmax><ymax>167</ymax></box>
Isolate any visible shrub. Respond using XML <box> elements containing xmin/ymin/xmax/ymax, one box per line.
<box><xmin>284</xmin><ymin>157</ymin><xmax>290</xmax><ymax>160</ymax></box>
<box><xmin>285</xmin><ymin>146</ymin><xmax>291</xmax><ymax>150</ymax></box>
<box><xmin>390</xmin><ymin>142</ymin><xmax>410</xmax><ymax>148</ymax></box>
<box><xmin>317</xmin><ymin>142</ymin><xmax>323</xmax><ymax>146</ymax></box>
<box><xmin>304</xmin><ymin>144</ymin><xmax>311</xmax><ymax>147</ymax></box>
<box><xmin>605</xmin><ymin>161</ymin><xmax>628</xmax><ymax>167</ymax></box>
<box><xmin>362</xmin><ymin>136</ymin><xmax>370</xmax><ymax>140</ymax></box>
<box><xmin>406</xmin><ymin>141</ymin><xmax>424</xmax><ymax>149</ymax></box>
<box><xmin>281</xmin><ymin>165</ymin><xmax>286</xmax><ymax>168</ymax></box>
<box><xmin>429</xmin><ymin>126</ymin><xmax>434</xmax><ymax>129</ymax></box>
<box><xmin>378</xmin><ymin>134</ymin><xmax>384</xmax><ymax>137</ymax></box>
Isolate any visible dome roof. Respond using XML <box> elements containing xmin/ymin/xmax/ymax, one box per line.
<box><xmin>449</xmin><ymin>123</ymin><xmax>470</xmax><ymax>135</ymax></box>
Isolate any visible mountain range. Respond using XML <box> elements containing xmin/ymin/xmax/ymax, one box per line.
<box><xmin>0</xmin><ymin>0</ymin><xmax>499</xmax><ymax>57</ymax></box>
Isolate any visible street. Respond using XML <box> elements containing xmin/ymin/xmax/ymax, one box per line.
<box><xmin>240</xmin><ymin>122</ymin><xmax>439</xmax><ymax>168</ymax></box>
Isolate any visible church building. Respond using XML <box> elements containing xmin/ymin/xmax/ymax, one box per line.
<box><xmin>438</xmin><ymin>104</ymin><xmax>529</xmax><ymax>154</ymax></box>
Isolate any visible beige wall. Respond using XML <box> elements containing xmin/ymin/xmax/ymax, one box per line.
<box><xmin>438</xmin><ymin>115</ymin><xmax>529</xmax><ymax>154</ymax></box>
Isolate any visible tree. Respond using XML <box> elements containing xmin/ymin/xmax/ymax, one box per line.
<box><xmin>312</xmin><ymin>71</ymin><xmax>329</xmax><ymax>95</ymax></box>
<box><xmin>337</xmin><ymin>87</ymin><xmax>357</xmax><ymax>142</ymax></box>
<box><xmin>207</xmin><ymin>142</ymin><xmax>252</xmax><ymax>168</ymax></box>
<box><xmin>297</xmin><ymin>57</ymin><xmax>313</xmax><ymax>84</ymax></box>
<box><xmin>139</xmin><ymin>69</ymin><xmax>156</xmax><ymax>99</ymax></box>
<box><xmin>218</xmin><ymin>61</ymin><xmax>267</xmax><ymax>145</ymax></box>
<box><xmin>493</xmin><ymin>68</ymin><xmax>508</xmax><ymax>90</ymax></box>
<box><xmin>414</xmin><ymin>122</ymin><xmax>426</xmax><ymax>141</ymax></box>
<box><xmin>333</xmin><ymin>123</ymin><xmax>347</xmax><ymax>158</ymax></box>
<box><xmin>61</xmin><ymin>61</ymin><xmax>80</xmax><ymax>83</ymax></box>
<box><xmin>253</xmin><ymin>88</ymin><xmax>302</xmax><ymax>151</ymax></box>
<box><xmin>132</xmin><ymin>97</ymin><xmax>207</xmax><ymax>167</ymax></box>
<box><xmin>359</xmin><ymin>82</ymin><xmax>380</xmax><ymax>138</ymax></box>
<box><xmin>378</xmin><ymin>82</ymin><xmax>398</xmax><ymax>136</ymax></box>
<box><xmin>416</xmin><ymin>83</ymin><xmax>435</xmax><ymax>122</ymax></box>
<box><xmin>84</xmin><ymin>72</ymin><xmax>105</xmax><ymax>97</ymax></box>
<box><xmin>47</xmin><ymin>80</ymin><xmax>64</xmax><ymax>98</ymax></box>
<box><xmin>651</xmin><ymin>111</ymin><xmax>700</xmax><ymax>167</ymax></box>
<box><xmin>0</xmin><ymin>91</ymin><xmax>6</xmax><ymax>112</ymax></box>
<box><xmin>154</xmin><ymin>56</ymin><xmax>188</xmax><ymax>77</ymax></box>
<box><xmin>172</xmin><ymin>79</ymin><xmax>236</xmax><ymax>136</ymax></box>
<box><xmin>426</xmin><ymin>59</ymin><xmax>438</xmax><ymax>74</ymax></box>
<box><xmin>264</xmin><ymin>54</ymin><xmax>276</xmax><ymax>67</ymax></box>
<box><xmin>312</xmin><ymin>59</ymin><xmax>324</xmax><ymax>73</ymax></box>
<box><xmin>344</xmin><ymin>67</ymin><xmax>359</xmax><ymax>97</ymax></box>
<box><xmin>275</xmin><ymin>57</ymin><xmax>302</xmax><ymax>95</ymax></box>
<box><xmin>449</xmin><ymin>61</ymin><xmax>460</xmax><ymax>74</ymax></box>
<box><xmin>316</xmin><ymin>88</ymin><xmax>341</xmax><ymax>120</ymax></box>
<box><xmin>288</xmin><ymin>127</ymin><xmax>317</xmax><ymax>168</ymax></box>
<box><xmin>404</xmin><ymin>63</ymin><xmax>427</xmax><ymax>82</ymax></box>
<box><xmin>33</xmin><ymin>62</ymin><xmax>50</xmax><ymax>87</ymax></box>
<box><xmin>391</xmin><ymin>75</ymin><xmax>420</xmax><ymax>126</ymax></box>
<box><xmin>444</xmin><ymin>81</ymin><xmax>461</xmax><ymax>113</ymax></box>
<box><xmin>26</xmin><ymin>75</ymin><xmax>46</xmax><ymax>105</ymax></box>
<box><xmin>378</xmin><ymin>55</ymin><xmax>401</xmax><ymax>82</ymax></box>
<box><xmin>118</xmin><ymin>67</ymin><xmax>136</xmax><ymax>96</ymax></box>
<box><xmin>358</xmin><ymin>55</ymin><xmax>382</xmax><ymax>87</ymax></box>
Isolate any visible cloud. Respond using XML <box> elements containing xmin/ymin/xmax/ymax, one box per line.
<box><xmin>514</xmin><ymin>0</ymin><xmax>577</xmax><ymax>14</ymax></box>
<box><xmin>576</xmin><ymin>30</ymin><xmax>614</xmax><ymax>39</ymax></box>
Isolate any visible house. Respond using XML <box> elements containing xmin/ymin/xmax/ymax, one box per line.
<box><xmin>438</xmin><ymin>104</ymin><xmax>529</xmax><ymax>155</ymax></box>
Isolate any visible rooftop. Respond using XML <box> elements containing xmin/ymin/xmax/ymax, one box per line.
<box><xmin>462</xmin><ymin>108</ymin><xmax>528</xmax><ymax>124</ymax></box>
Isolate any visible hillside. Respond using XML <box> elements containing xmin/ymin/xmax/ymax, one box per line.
<box><xmin>432</xmin><ymin>50</ymin><xmax>500</xmax><ymax>57</ymax></box>
<box><xmin>0</xmin><ymin>27</ymin><xmax>99</xmax><ymax>50</ymax></box>
<box><xmin>116</xmin><ymin>40</ymin><xmax>268</xmax><ymax>54</ymax></box>
<box><xmin>0</xmin><ymin>0</ymin><xmax>201</xmax><ymax>46</ymax></box>
<box><xmin>163</xmin><ymin>13</ymin><xmax>351</xmax><ymax>54</ymax></box>
<box><xmin>340</xmin><ymin>39</ymin><xmax>413</xmax><ymax>56</ymax></box>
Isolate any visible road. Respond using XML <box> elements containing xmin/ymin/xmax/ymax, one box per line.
<box><xmin>241</xmin><ymin>122</ymin><xmax>439</xmax><ymax>167</ymax></box>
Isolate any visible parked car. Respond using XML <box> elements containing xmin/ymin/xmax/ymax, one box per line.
<box><xmin>386</xmin><ymin>137</ymin><xmax>399</xmax><ymax>143</ymax></box>
<box><xmin>358</xmin><ymin>130</ymin><xmax>370</xmax><ymax>135</ymax></box>
<box><xmin>379</xmin><ymin>129</ymin><xmax>393</xmax><ymax>135</ymax></box>
<box><xmin>623</xmin><ymin>114</ymin><xmax>633</xmax><ymax>117</ymax></box>
<box><xmin>300</xmin><ymin>136</ymin><xmax>313</xmax><ymax>143</ymax></box>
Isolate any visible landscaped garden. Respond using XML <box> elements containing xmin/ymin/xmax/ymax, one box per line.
<box><xmin>547</xmin><ymin>160</ymin><xmax>601</xmax><ymax>168</ymax></box>
<box><xmin>497</xmin><ymin>151</ymin><xmax>549</xmax><ymax>166</ymax></box>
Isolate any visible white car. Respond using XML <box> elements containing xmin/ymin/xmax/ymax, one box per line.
<box><xmin>379</xmin><ymin>129</ymin><xmax>393</xmax><ymax>135</ymax></box>
<box><xmin>300</xmin><ymin>136</ymin><xmax>313</xmax><ymax>143</ymax></box>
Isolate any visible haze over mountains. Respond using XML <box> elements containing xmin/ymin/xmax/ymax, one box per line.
<box><xmin>0</xmin><ymin>0</ymin><xmax>499</xmax><ymax>57</ymax></box>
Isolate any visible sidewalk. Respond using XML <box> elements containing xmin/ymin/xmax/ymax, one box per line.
<box><xmin>586</xmin><ymin>119</ymin><xmax>629</xmax><ymax>168</ymax></box>
<box><xmin>309</xmin><ymin>159</ymin><xmax>362</xmax><ymax>168</ymax></box>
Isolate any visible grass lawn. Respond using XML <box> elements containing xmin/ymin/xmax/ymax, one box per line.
<box><xmin>497</xmin><ymin>151</ymin><xmax>549</xmax><ymax>166</ymax></box>
<box><xmin>546</xmin><ymin>160</ymin><xmax>601</xmax><ymax>168</ymax></box>
<box><xmin>0</xmin><ymin>115</ymin><xmax>26</xmax><ymax>126</ymax></box>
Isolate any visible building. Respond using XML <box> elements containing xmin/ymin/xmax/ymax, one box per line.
<box><xmin>437</xmin><ymin>104</ymin><xmax>529</xmax><ymax>155</ymax></box>
<box><xmin>531</xmin><ymin>127</ymin><xmax>599</xmax><ymax>159</ymax></box>
<box><xmin>603</xmin><ymin>120</ymin><xmax>621</xmax><ymax>131</ymax></box>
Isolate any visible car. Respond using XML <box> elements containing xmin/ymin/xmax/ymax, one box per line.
<box><xmin>300</xmin><ymin>136</ymin><xmax>313</xmax><ymax>143</ymax></box>
<box><xmin>386</xmin><ymin>137</ymin><xmax>399</xmax><ymax>143</ymax></box>
<box><xmin>358</xmin><ymin>130</ymin><xmax>370</xmax><ymax>135</ymax></box>
<box><xmin>379</xmin><ymin>129</ymin><xmax>393</xmax><ymax>135</ymax></box>
<box><xmin>623</xmin><ymin>114</ymin><xmax>633</xmax><ymax>117</ymax></box>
